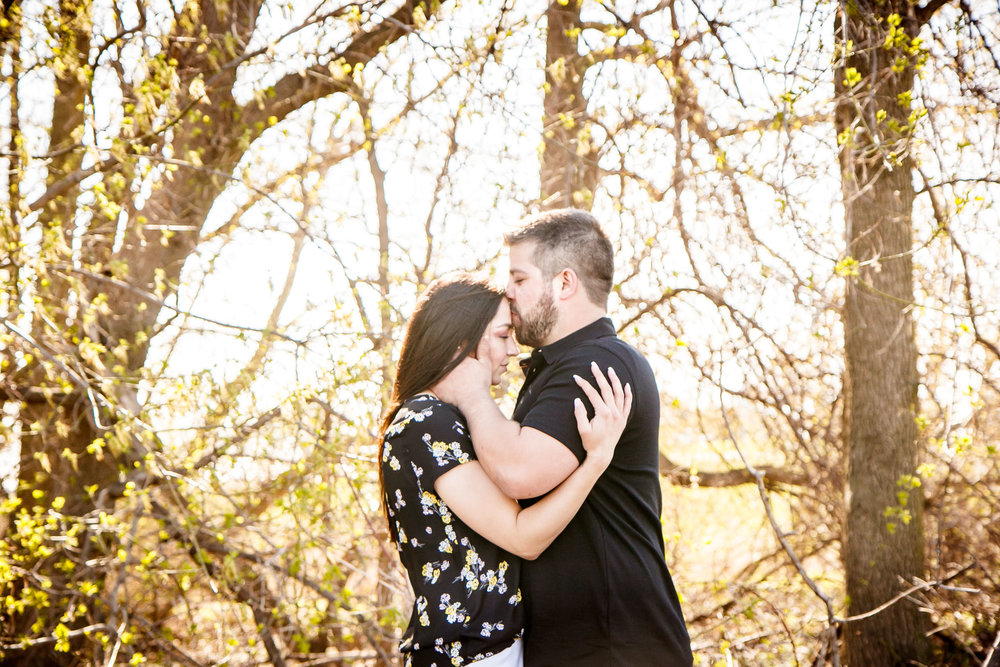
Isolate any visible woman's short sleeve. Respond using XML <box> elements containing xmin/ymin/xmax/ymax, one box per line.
<box><xmin>384</xmin><ymin>398</ymin><xmax>476</xmax><ymax>488</ymax></box>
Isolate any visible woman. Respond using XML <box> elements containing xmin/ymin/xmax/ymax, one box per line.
<box><xmin>379</xmin><ymin>274</ymin><xmax>631</xmax><ymax>667</ymax></box>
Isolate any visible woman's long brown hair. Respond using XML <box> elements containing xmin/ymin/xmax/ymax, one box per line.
<box><xmin>378</xmin><ymin>273</ymin><xmax>505</xmax><ymax>540</ymax></box>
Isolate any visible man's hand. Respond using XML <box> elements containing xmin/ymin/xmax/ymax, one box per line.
<box><xmin>431</xmin><ymin>336</ymin><xmax>492</xmax><ymax>410</ymax></box>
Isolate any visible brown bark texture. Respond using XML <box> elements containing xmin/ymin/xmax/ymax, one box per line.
<box><xmin>540</xmin><ymin>0</ymin><xmax>598</xmax><ymax>209</ymax></box>
<box><xmin>834</xmin><ymin>2</ymin><xmax>930</xmax><ymax>663</ymax></box>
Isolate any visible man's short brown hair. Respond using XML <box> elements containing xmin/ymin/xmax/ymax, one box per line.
<box><xmin>503</xmin><ymin>208</ymin><xmax>614</xmax><ymax>307</ymax></box>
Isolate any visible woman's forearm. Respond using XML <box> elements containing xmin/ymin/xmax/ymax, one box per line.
<box><xmin>507</xmin><ymin>456</ymin><xmax>607</xmax><ymax>559</ymax></box>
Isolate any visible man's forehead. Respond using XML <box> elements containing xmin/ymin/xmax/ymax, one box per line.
<box><xmin>506</xmin><ymin>242</ymin><xmax>540</xmax><ymax>273</ymax></box>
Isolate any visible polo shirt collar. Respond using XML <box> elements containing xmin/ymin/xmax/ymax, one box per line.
<box><xmin>519</xmin><ymin>317</ymin><xmax>615</xmax><ymax>374</ymax></box>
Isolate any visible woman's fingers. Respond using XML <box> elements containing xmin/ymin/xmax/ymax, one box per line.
<box><xmin>573</xmin><ymin>374</ymin><xmax>606</xmax><ymax>417</ymax></box>
<box><xmin>576</xmin><ymin>364</ymin><xmax>632</xmax><ymax>430</ymax></box>
<box><xmin>606</xmin><ymin>365</ymin><xmax>625</xmax><ymax>410</ymax></box>
<box><xmin>573</xmin><ymin>397</ymin><xmax>591</xmax><ymax>435</ymax></box>
<box><xmin>578</xmin><ymin>364</ymin><xmax>631</xmax><ymax>414</ymax></box>
<box><xmin>588</xmin><ymin>362</ymin><xmax>615</xmax><ymax>408</ymax></box>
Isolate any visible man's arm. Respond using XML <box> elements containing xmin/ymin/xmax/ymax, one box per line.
<box><xmin>431</xmin><ymin>343</ymin><xmax>581</xmax><ymax>499</ymax></box>
<box><xmin>434</xmin><ymin>374</ymin><xmax>630</xmax><ymax>558</ymax></box>
<box><xmin>452</xmin><ymin>385</ymin><xmax>580</xmax><ymax>499</ymax></box>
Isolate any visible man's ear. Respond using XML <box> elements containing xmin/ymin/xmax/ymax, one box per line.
<box><xmin>554</xmin><ymin>268</ymin><xmax>579</xmax><ymax>302</ymax></box>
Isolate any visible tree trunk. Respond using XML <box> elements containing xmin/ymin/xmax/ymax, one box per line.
<box><xmin>834</xmin><ymin>2</ymin><xmax>929</xmax><ymax>663</ymax></box>
<box><xmin>541</xmin><ymin>0</ymin><xmax>598</xmax><ymax>209</ymax></box>
<box><xmin>3</xmin><ymin>1</ymin><xmax>431</xmax><ymax>662</ymax></box>
<box><xmin>17</xmin><ymin>0</ymin><xmax>102</xmax><ymax>516</ymax></box>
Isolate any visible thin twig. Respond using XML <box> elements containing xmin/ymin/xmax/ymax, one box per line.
<box><xmin>718</xmin><ymin>367</ymin><xmax>842</xmax><ymax>666</ymax></box>
<box><xmin>0</xmin><ymin>624</ymin><xmax>111</xmax><ymax>651</ymax></box>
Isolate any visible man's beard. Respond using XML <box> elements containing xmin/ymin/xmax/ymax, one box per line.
<box><xmin>512</xmin><ymin>288</ymin><xmax>558</xmax><ymax>348</ymax></box>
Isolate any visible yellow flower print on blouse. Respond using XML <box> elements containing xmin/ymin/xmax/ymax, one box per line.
<box><xmin>445</xmin><ymin>642</ymin><xmax>463</xmax><ymax>666</ymax></box>
<box><xmin>424</xmin><ymin>433</ymin><xmax>472</xmax><ymax>467</ymax></box>
<box><xmin>430</xmin><ymin>440</ymin><xmax>449</xmax><ymax>459</ymax></box>
<box><xmin>422</xmin><ymin>561</ymin><xmax>449</xmax><ymax>584</ymax></box>
<box><xmin>419</xmin><ymin>490</ymin><xmax>439</xmax><ymax>516</ymax></box>
<box><xmin>461</xmin><ymin>547</ymin><xmax>486</xmax><ymax>593</ymax></box>
<box><xmin>438</xmin><ymin>594</ymin><xmax>468</xmax><ymax>625</ymax></box>
<box><xmin>416</xmin><ymin>596</ymin><xmax>430</xmax><ymax>627</ymax></box>
<box><xmin>449</xmin><ymin>441</ymin><xmax>470</xmax><ymax>464</ymax></box>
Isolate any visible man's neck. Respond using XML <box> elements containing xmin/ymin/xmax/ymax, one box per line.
<box><xmin>541</xmin><ymin>306</ymin><xmax>606</xmax><ymax>347</ymax></box>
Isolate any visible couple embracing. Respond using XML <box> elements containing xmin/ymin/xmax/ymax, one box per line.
<box><xmin>378</xmin><ymin>209</ymin><xmax>693</xmax><ymax>666</ymax></box>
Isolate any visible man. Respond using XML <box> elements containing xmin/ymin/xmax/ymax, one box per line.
<box><xmin>435</xmin><ymin>209</ymin><xmax>693</xmax><ymax>665</ymax></box>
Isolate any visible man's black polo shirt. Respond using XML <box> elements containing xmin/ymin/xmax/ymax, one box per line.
<box><xmin>514</xmin><ymin>318</ymin><xmax>692</xmax><ymax>666</ymax></box>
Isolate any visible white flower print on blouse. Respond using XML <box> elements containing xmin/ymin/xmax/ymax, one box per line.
<box><xmin>424</xmin><ymin>432</ymin><xmax>471</xmax><ymax>467</ymax></box>
<box><xmin>438</xmin><ymin>594</ymin><xmax>469</xmax><ymax>625</ymax></box>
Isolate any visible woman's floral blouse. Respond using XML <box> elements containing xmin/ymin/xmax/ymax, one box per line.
<box><xmin>382</xmin><ymin>394</ymin><xmax>524</xmax><ymax>666</ymax></box>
